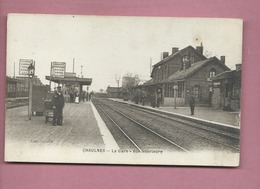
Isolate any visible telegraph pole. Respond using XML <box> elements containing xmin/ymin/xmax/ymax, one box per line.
<box><xmin>73</xmin><ymin>58</ymin><xmax>75</xmax><ymax>73</ymax></box>
<box><xmin>81</xmin><ymin>65</ymin><xmax>83</xmax><ymax>78</ymax></box>
<box><xmin>14</xmin><ymin>62</ymin><xmax>16</xmax><ymax>78</ymax></box>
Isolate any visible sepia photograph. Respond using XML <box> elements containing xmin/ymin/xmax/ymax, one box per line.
<box><xmin>5</xmin><ymin>14</ymin><xmax>242</xmax><ymax>166</ymax></box>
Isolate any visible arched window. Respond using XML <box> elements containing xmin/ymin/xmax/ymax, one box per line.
<box><xmin>209</xmin><ymin>68</ymin><xmax>216</xmax><ymax>78</ymax></box>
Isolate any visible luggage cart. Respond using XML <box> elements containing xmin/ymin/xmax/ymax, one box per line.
<box><xmin>44</xmin><ymin>100</ymin><xmax>53</xmax><ymax>123</ymax></box>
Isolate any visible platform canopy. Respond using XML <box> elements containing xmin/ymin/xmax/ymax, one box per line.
<box><xmin>45</xmin><ymin>75</ymin><xmax>92</xmax><ymax>85</ymax></box>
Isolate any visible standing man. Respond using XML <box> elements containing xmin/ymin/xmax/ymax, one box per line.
<box><xmin>52</xmin><ymin>86</ymin><xmax>65</xmax><ymax>126</ymax></box>
<box><xmin>89</xmin><ymin>91</ymin><xmax>94</xmax><ymax>101</ymax></box>
<box><xmin>69</xmin><ymin>91</ymin><xmax>74</xmax><ymax>103</ymax></box>
<box><xmin>189</xmin><ymin>93</ymin><xmax>195</xmax><ymax>115</ymax></box>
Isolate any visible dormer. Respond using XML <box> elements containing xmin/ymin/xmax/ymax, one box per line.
<box><xmin>180</xmin><ymin>55</ymin><xmax>192</xmax><ymax>70</ymax></box>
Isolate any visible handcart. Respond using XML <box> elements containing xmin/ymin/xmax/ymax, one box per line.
<box><xmin>44</xmin><ymin>100</ymin><xmax>53</xmax><ymax>123</ymax></box>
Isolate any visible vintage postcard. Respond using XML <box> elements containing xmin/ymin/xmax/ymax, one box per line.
<box><xmin>5</xmin><ymin>14</ymin><xmax>242</xmax><ymax>166</ymax></box>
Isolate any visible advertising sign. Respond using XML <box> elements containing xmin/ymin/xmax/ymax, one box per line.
<box><xmin>19</xmin><ymin>59</ymin><xmax>34</xmax><ymax>75</ymax></box>
<box><xmin>51</xmin><ymin>62</ymin><xmax>66</xmax><ymax>78</ymax></box>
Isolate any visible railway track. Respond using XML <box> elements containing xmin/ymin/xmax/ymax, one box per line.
<box><xmin>92</xmin><ymin>98</ymin><xmax>240</xmax><ymax>153</ymax></box>
<box><xmin>96</xmin><ymin>103</ymin><xmax>190</xmax><ymax>153</ymax></box>
<box><xmin>111</xmin><ymin>100</ymin><xmax>240</xmax><ymax>151</ymax></box>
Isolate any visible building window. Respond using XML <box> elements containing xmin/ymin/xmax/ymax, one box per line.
<box><xmin>225</xmin><ymin>83</ymin><xmax>230</xmax><ymax>98</ymax></box>
<box><xmin>165</xmin><ymin>83</ymin><xmax>174</xmax><ymax>97</ymax></box>
<box><xmin>232</xmin><ymin>83</ymin><xmax>240</xmax><ymax>100</ymax></box>
<box><xmin>182</xmin><ymin>55</ymin><xmax>189</xmax><ymax>62</ymax></box>
<box><xmin>183</xmin><ymin>62</ymin><xmax>186</xmax><ymax>70</ymax></box>
<box><xmin>177</xmin><ymin>82</ymin><xmax>184</xmax><ymax>98</ymax></box>
<box><xmin>209</xmin><ymin>86</ymin><xmax>213</xmax><ymax>92</ymax></box>
<box><xmin>193</xmin><ymin>85</ymin><xmax>200</xmax><ymax>99</ymax></box>
<box><xmin>190</xmin><ymin>56</ymin><xmax>195</xmax><ymax>63</ymax></box>
<box><xmin>162</xmin><ymin>65</ymin><xmax>167</xmax><ymax>79</ymax></box>
<box><xmin>209</xmin><ymin>68</ymin><xmax>216</xmax><ymax>78</ymax></box>
<box><xmin>164</xmin><ymin>84</ymin><xmax>168</xmax><ymax>97</ymax></box>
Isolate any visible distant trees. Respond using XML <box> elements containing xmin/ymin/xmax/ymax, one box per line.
<box><xmin>114</xmin><ymin>73</ymin><xmax>121</xmax><ymax>88</ymax></box>
<box><xmin>121</xmin><ymin>73</ymin><xmax>141</xmax><ymax>99</ymax></box>
<box><xmin>122</xmin><ymin>73</ymin><xmax>140</xmax><ymax>89</ymax></box>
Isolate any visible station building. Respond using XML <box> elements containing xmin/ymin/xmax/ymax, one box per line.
<box><xmin>141</xmin><ymin>44</ymin><xmax>230</xmax><ymax>107</ymax></box>
<box><xmin>6</xmin><ymin>76</ymin><xmax>43</xmax><ymax>98</ymax></box>
<box><xmin>106</xmin><ymin>86</ymin><xmax>122</xmax><ymax>98</ymax></box>
<box><xmin>212</xmin><ymin>64</ymin><xmax>241</xmax><ymax>111</ymax></box>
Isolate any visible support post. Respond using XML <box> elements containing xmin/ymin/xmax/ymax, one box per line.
<box><xmin>173</xmin><ymin>84</ymin><xmax>178</xmax><ymax>109</ymax></box>
<box><xmin>174</xmin><ymin>89</ymin><xmax>177</xmax><ymax>109</ymax></box>
<box><xmin>28</xmin><ymin>77</ymin><xmax>33</xmax><ymax>120</ymax></box>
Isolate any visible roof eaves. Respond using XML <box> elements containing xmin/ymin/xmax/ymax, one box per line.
<box><xmin>152</xmin><ymin>45</ymin><xmax>207</xmax><ymax>68</ymax></box>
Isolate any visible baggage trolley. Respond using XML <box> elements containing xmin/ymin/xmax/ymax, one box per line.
<box><xmin>44</xmin><ymin>100</ymin><xmax>53</xmax><ymax>123</ymax></box>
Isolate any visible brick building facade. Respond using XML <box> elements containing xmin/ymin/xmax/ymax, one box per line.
<box><xmin>142</xmin><ymin>44</ymin><xmax>230</xmax><ymax>107</ymax></box>
<box><xmin>212</xmin><ymin>64</ymin><xmax>241</xmax><ymax>111</ymax></box>
<box><xmin>106</xmin><ymin>86</ymin><xmax>122</xmax><ymax>98</ymax></box>
<box><xmin>6</xmin><ymin>76</ymin><xmax>43</xmax><ymax>98</ymax></box>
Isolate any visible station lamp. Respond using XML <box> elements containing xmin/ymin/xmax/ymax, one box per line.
<box><xmin>28</xmin><ymin>63</ymin><xmax>35</xmax><ymax>77</ymax></box>
<box><xmin>173</xmin><ymin>84</ymin><xmax>178</xmax><ymax>109</ymax></box>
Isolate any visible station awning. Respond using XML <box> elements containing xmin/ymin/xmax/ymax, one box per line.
<box><xmin>45</xmin><ymin>76</ymin><xmax>92</xmax><ymax>85</ymax></box>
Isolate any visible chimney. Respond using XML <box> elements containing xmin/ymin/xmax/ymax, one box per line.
<box><xmin>196</xmin><ymin>42</ymin><xmax>203</xmax><ymax>55</ymax></box>
<box><xmin>172</xmin><ymin>47</ymin><xmax>179</xmax><ymax>54</ymax></box>
<box><xmin>220</xmin><ymin>56</ymin><xmax>225</xmax><ymax>64</ymax></box>
<box><xmin>236</xmin><ymin>64</ymin><xmax>242</xmax><ymax>71</ymax></box>
<box><xmin>162</xmin><ymin>52</ymin><xmax>169</xmax><ymax>59</ymax></box>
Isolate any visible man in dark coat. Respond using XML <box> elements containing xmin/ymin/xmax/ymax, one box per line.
<box><xmin>69</xmin><ymin>91</ymin><xmax>74</xmax><ymax>103</ymax></box>
<box><xmin>189</xmin><ymin>93</ymin><xmax>195</xmax><ymax>115</ymax></box>
<box><xmin>52</xmin><ymin>86</ymin><xmax>65</xmax><ymax>126</ymax></box>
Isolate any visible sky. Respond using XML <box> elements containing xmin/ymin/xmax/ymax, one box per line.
<box><xmin>6</xmin><ymin>14</ymin><xmax>243</xmax><ymax>92</ymax></box>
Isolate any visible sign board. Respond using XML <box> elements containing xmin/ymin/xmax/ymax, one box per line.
<box><xmin>65</xmin><ymin>72</ymin><xmax>76</xmax><ymax>78</ymax></box>
<box><xmin>51</xmin><ymin>62</ymin><xmax>66</xmax><ymax>78</ymax></box>
<box><xmin>19</xmin><ymin>59</ymin><xmax>34</xmax><ymax>75</ymax></box>
<box><xmin>213</xmin><ymin>82</ymin><xmax>220</xmax><ymax>86</ymax></box>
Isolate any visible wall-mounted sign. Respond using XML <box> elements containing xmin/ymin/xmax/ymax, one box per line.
<box><xmin>19</xmin><ymin>59</ymin><xmax>35</xmax><ymax>75</ymax></box>
<box><xmin>213</xmin><ymin>82</ymin><xmax>221</xmax><ymax>86</ymax></box>
<box><xmin>51</xmin><ymin>62</ymin><xmax>66</xmax><ymax>78</ymax></box>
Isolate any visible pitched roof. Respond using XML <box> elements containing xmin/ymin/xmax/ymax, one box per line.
<box><xmin>161</xmin><ymin>56</ymin><xmax>230</xmax><ymax>83</ymax></box>
<box><xmin>164</xmin><ymin>59</ymin><xmax>209</xmax><ymax>82</ymax></box>
<box><xmin>143</xmin><ymin>78</ymin><xmax>155</xmax><ymax>85</ymax></box>
<box><xmin>212</xmin><ymin>69</ymin><xmax>241</xmax><ymax>81</ymax></box>
<box><xmin>6</xmin><ymin>76</ymin><xmax>23</xmax><ymax>83</ymax></box>
<box><xmin>106</xmin><ymin>87</ymin><xmax>122</xmax><ymax>93</ymax></box>
<box><xmin>152</xmin><ymin>45</ymin><xmax>207</xmax><ymax>68</ymax></box>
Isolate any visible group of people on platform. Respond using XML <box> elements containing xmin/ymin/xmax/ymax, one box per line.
<box><xmin>51</xmin><ymin>87</ymin><xmax>94</xmax><ymax>126</ymax></box>
<box><xmin>132</xmin><ymin>89</ymin><xmax>196</xmax><ymax>115</ymax></box>
<box><xmin>133</xmin><ymin>90</ymin><xmax>162</xmax><ymax>108</ymax></box>
<box><xmin>69</xmin><ymin>90</ymin><xmax>93</xmax><ymax>103</ymax></box>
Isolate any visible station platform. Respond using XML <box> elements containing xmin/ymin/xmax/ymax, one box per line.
<box><xmin>5</xmin><ymin>99</ymin><xmax>239</xmax><ymax>163</ymax></box>
<box><xmin>108</xmin><ymin>98</ymin><xmax>241</xmax><ymax>127</ymax></box>
<box><xmin>5</xmin><ymin>101</ymin><xmax>119</xmax><ymax>161</ymax></box>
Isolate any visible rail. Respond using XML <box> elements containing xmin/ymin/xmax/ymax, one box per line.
<box><xmin>5</xmin><ymin>97</ymin><xmax>29</xmax><ymax>109</ymax></box>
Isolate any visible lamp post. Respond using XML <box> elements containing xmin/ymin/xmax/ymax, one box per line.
<box><xmin>28</xmin><ymin>63</ymin><xmax>35</xmax><ymax>120</ymax></box>
<box><xmin>173</xmin><ymin>84</ymin><xmax>178</xmax><ymax>109</ymax></box>
<box><xmin>157</xmin><ymin>88</ymin><xmax>161</xmax><ymax>107</ymax></box>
